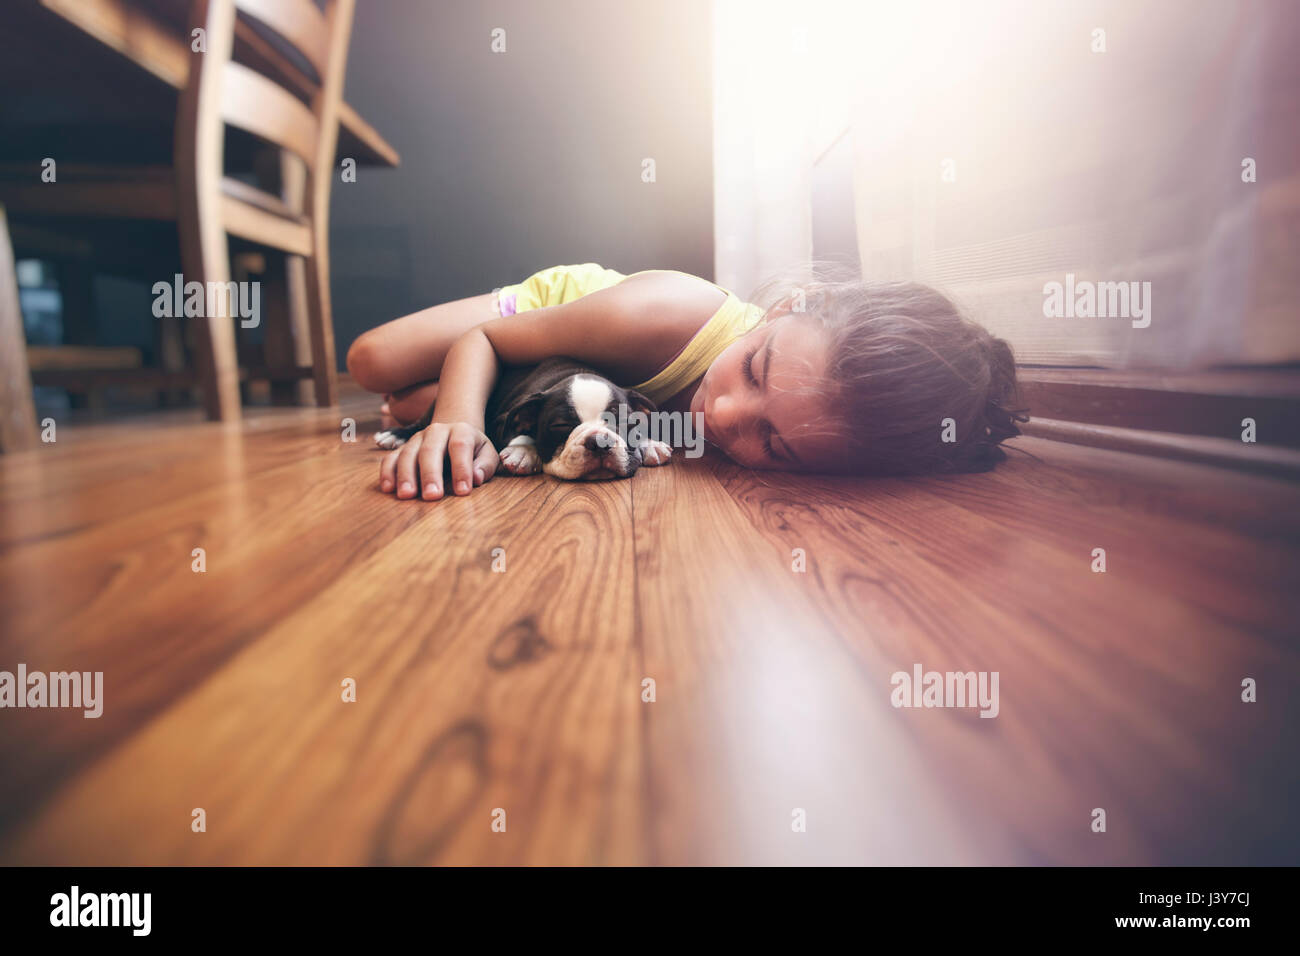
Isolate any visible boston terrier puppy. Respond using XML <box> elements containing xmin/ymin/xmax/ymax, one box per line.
<box><xmin>374</xmin><ymin>357</ymin><xmax>673</xmax><ymax>480</ymax></box>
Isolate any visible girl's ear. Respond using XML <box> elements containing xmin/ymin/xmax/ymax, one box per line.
<box><xmin>623</xmin><ymin>389</ymin><xmax>658</xmax><ymax>416</ymax></box>
<box><xmin>505</xmin><ymin>392</ymin><xmax>546</xmax><ymax>435</ymax></box>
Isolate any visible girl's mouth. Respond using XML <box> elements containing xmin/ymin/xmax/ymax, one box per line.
<box><xmin>691</xmin><ymin>379</ymin><xmax>721</xmax><ymax>449</ymax></box>
<box><xmin>699</xmin><ymin>411</ymin><xmax>722</xmax><ymax>450</ymax></box>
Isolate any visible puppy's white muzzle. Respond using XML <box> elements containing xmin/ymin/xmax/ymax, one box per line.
<box><xmin>543</xmin><ymin>421</ymin><xmax>641</xmax><ymax>480</ymax></box>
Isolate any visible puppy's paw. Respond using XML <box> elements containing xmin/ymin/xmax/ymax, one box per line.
<box><xmin>500</xmin><ymin>440</ymin><xmax>542</xmax><ymax>475</ymax></box>
<box><xmin>640</xmin><ymin>440</ymin><xmax>673</xmax><ymax>466</ymax></box>
<box><xmin>374</xmin><ymin>429</ymin><xmax>407</xmax><ymax>450</ymax></box>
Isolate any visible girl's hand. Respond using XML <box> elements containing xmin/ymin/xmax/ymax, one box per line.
<box><xmin>379</xmin><ymin>421</ymin><xmax>499</xmax><ymax>500</ymax></box>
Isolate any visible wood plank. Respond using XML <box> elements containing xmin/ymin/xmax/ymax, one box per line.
<box><xmin>29</xmin><ymin>367</ymin><xmax>193</xmax><ymax>390</ymax></box>
<box><xmin>27</xmin><ymin>368</ymin><xmax>169</xmax><ymax>404</ymax></box>
<box><xmin>0</xmin><ymin>177</ymin><xmax>310</xmax><ymax>238</ymax></box>
<box><xmin>0</xmin><ymin>422</ymin><xmax>440</xmax><ymax>843</ymax></box>
<box><xmin>0</xmin><ymin>181</ymin><xmax>177</xmax><ymax>219</ymax></box>
<box><xmin>336</xmin><ymin>101</ymin><xmax>399</xmax><ymax>168</ymax></box>
<box><xmin>0</xmin><ymin>207</ymin><xmax>39</xmax><ymax>452</ymax></box>
<box><xmin>1019</xmin><ymin>366</ymin><xmax>1300</xmax><ymax>398</ymax></box>
<box><xmin>174</xmin><ymin>0</ymin><xmax>241</xmax><ymax>422</ymax></box>
<box><xmin>26</xmin><ymin>345</ymin><xmax>142</xmax><ymax>370</ymax></box>
<box><xmin>220</xmin><ymin>191</ymin><xmax>312</xmax><ymax>254</ymax></box>
<box><xmin>1018</xmin><ymin>370</ymin><xmax>1300</xmax><ymax>448</ymax></box>
<box><xmin>1021</xmin><ymin>418</ymin><xmax>1300</xmax><ymax>480</ymax></box>
<box><xmin>1</xmin><ymin>385</ymin><xmax>1297</xmax><ymax>863</ymax></box>
<box><xmin>42</xmin><ymin>0</ymin><xmax>188</xmax><ymax>86</ymax></box>
<box><xmin>0</xmin><ymin>420</ymin><xmax>644</xmax><ymax>864</ymax></box>
<box><xmin>235</xmin><ymin>0</ymin><xmax>329</xmax><ymax>78</ymax></box>
<box><xmin>0</xmin><ymin>391</ymin><xmax>365</xmax><ymax>550</ymax></box>
<box><xmin>262</xmin><ymin>151</ymin><xmax>313</xmax><ymax>404</ymax></box>
<box><xmin>221</xmin><ymin>61</ymin><xmax>319</xmax><ymax>164</ymax></box>
<box><xmin>298</xmin><ymin>0</ymin><xmax>350</xmax><ymax>409</ymax></box>
<box><xmin>631</xmin><ymin>454</ymin><xmax>988</xmax><ymax>864</ymax></box>
<box><xmin>221</xmin><ymin>175</ymin><xmax>305</xmax><ymax>223</ymax></box>
<box><xmin>708</xmin><ymin>442</ymin><xmax>1300</xmax><ymax>864</ymax></box>
<box><xmin>20</xmin><ymin>367</ymin><xmax>313</xmax><ymax>391</ymax></box>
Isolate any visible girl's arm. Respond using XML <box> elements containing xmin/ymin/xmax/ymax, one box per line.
<box><xmin>476</xmin><ymin>275</ymin><xmax>698</xmax><ymax>374</ymax></box>
<box><xmin>378</xmin><ymin>327</ymin><xmax>500</xmax><ymax>500</ymax></box>
<box><xmin>431</xmin><ymin>327</ymin><xmax>499</xmax><ymax>431</ymax></box>
<box><xmin>378</xmin><ymin>274</ymin><xmax>717</xmax><ymax>501</ymax></box>
<box><xmin>379</xmin><ymin>281</ymin><xmax>645</xmax><ymax>500</ymax></box>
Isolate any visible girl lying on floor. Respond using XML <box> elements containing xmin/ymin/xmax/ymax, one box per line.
<box><xmin>346</xmin><ymin>261</ymin><xmax>1028</xmax><ymax>500</ymax></box>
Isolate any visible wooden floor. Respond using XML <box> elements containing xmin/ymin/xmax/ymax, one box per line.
<box><xmin>1</xmin><ymin>382</ymin><xmax>1298</xmax><ymax>865</ymax></box>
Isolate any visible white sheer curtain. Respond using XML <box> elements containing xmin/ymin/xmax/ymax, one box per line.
<box><xmin>712</xmin><ymin>0</ymin><xmax>1300</xmax><ymax>367</ymax></box>
<box><xmin>712</xmin><ymin>0</ymin><xmax>871</xmax><ymax>298</ymax></box>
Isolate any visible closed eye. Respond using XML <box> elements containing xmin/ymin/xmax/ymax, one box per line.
<box><xmin>741</xmin><ymin>341</ymin><xmax>784</xmax><ymax>461</ymax></box>
<box><xmin>742</xmin><ymin>346</ymin><xmax>760</xmax><ymax>387</ymax></box>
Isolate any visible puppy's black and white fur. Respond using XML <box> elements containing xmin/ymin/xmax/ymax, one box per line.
<box><xmin>374</xmin><ymin>357</ymin><xmax>672</xmax><ymax>480</ymax></box>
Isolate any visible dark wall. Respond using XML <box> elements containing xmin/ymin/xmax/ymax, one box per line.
<box><xmin>329</xmin><ymin>0</ymin><xmax>715</xmax><ymax>364</ymax></box>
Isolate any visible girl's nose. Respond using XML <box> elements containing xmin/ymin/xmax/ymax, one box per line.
<box><xmin>711</xmin><ymin>393</ymin><xmax>739</xmax><ymax>432</ymax></box>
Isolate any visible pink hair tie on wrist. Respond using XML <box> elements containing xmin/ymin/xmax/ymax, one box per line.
<box><xmin>497</xmin><ymin>289</ymin><xmax>518</xmax><ymax>317</ymax></box>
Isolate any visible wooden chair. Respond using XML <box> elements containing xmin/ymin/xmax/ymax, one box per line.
<box><xmin>0</xmin><ymin>205</ymin><xmax>39</xmax><ymax>452</ymax></box>
<box><xmin>0</xmin><ymin>0</ymin><xmax>356</xmax><ymax>422</ymax></box>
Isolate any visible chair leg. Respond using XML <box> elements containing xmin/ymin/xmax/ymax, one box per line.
<box><xmin>174</xmin><ymin>0</ymin><xmax>241</xmax><ymax>422</ymax></box>
<box><xmin>176</xmin><ymin>205</ymin><xmax>240</xmax><ymax>421</ymax></box>
<box><xmin>181</xmin><ymin>251</ymin><xmax>242</xmax><ymax>422</ymax></box>
<box><xmin>303</xmin><ymin>235</ymin><xmax>338</xmax><ymax>408</ymax></box>
<box><xmin>58</xmin><ymin>259</ymin><xmax>97</xmax><ymax>411</ymax></box>
<box><xmin>263</xmin><ymin>253</ymin><xmax>313</xmax><ymax>405</ymax></box>
<box><xmin>279</xmin><ymin>152</ymin><xmax>333</xmax><ymax>407</ymax></box>
<box><xmin>0</xmin><ymin>207</ymin><xmax>39</xmax><ymax>452</ymax></box>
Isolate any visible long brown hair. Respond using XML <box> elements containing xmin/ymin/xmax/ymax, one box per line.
<box><xmin>745</xmin><ymin>261</ymin><xmax>1029</xmax><ymax>476</ymax></box>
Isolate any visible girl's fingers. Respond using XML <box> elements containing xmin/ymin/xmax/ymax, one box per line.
<box><xmin>446</xmin><ymin>427</ymin><xmax>477</xmax><ymax>495</ymax></box>
<box><xmin>380</xmin><ymin>426</ymin><xmax>496</xmax><ymax>499</ymax></box>
<box><xmin>380</xmin><ymin>441</ymin><xmax>407</xmax><ymax>493</ymax></box>
<box><xmin>394</xmin><ymin>432</ymin><xmax>425</xmax><ymax>498</ymax></box>
<box><xmin>418</xmin><ymin>425</ymin><xmax>450</xmax><ymax>499</ymax></box>
<box><xmin>472</xmin><ymin>442</ymin><xmax>497</xmax><ymax>485</ymax></box>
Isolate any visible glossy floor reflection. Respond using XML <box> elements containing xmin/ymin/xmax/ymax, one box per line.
<box><xmin>1</xmin><ymin>382</ymin><xmax>1297</xmax><ymax>864</ymax></box>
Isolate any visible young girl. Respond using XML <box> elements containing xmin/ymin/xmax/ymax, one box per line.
<box><xmin>346</xmin><ymin>262</ymin><xmax>1027</xmax><ymax>500</ymax></box>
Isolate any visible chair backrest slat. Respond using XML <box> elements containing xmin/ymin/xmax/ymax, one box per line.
<box><xmin>177</xmin><ymin>0</ymin><xmax>354</xmax><ymax>241</ymax></box>
<box><xmin>220</xmin><ymin>60</ymin><xmax>319</xmax><ymax>165</ymax></box>
<box><xmin>233</xmin><ymin>0</ymin><xmax>331</xmax><ymax>78</ymax></box>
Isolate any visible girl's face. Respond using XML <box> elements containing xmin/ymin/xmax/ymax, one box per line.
<box><xmin>690</xmin><ymin>315</ymin><xmax>843</xmax><ymax>471</ymax></box>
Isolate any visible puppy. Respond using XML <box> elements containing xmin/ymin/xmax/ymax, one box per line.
<box><xmin>374</xmin><ymin>357</ymin><xmax>673</xmax><ymax>480</ymax></box>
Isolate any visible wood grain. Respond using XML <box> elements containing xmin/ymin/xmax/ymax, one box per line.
<box><xmin>235</xmin><ymin>0</ymin><xmax>329</xmax><ymax>78</ymax></box>
<box><xmin>0</xmin><ymin>207</ymin><xmax>38</xmax><ymax>453</ymax></box>
<box><xmin>709</xmin><ymin>445</ymin><xmax>1300</xmax><ymax>864</ymax></box>
<box><xmin>220</xmin><ymin>61</ymin><xmax>320</xmax><ymax>165</ymax></box>
<box><xmin>0</xmin><ymin>384</ymin><xmax>1297</xmax><ymax>863</ymax></box>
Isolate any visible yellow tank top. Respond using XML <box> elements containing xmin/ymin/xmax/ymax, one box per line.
<box><xmin>498</xmin><ymin>263</ymin><xmax>767</xmax><ymax>406</ymax></box>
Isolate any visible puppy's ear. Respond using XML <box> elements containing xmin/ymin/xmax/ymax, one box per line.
<box><xmin>504</xmin><ymin>392</ymin><xmax>546</xmax><ymax>436</ymax></box>
<box><xmin>623</xmin><ymin>389</ymin><xmax>658</xmax><ymax>416</ymax></box>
